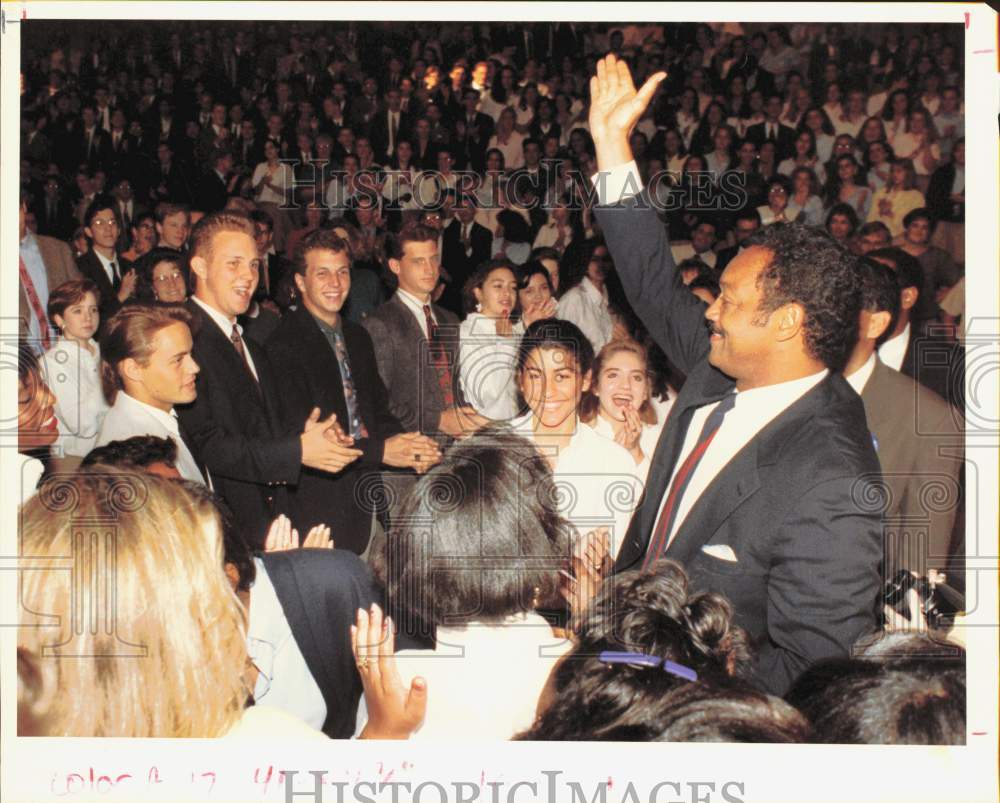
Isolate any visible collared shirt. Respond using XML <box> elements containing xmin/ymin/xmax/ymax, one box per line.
<box><xmin>845</xmin><ymin>352</ymin><xmax>878</xmax><ymax>396</ymax></box>
<box><xmin>656</xmin><ymin>369</ymin><xmax>829</xmax><ymax>547</ymax></box>
<box><xmin>41</xmin><ymin>338</ymin><xmax>110</xmax><ymax>458</ymax></box>
<box><xmin>95</xmin><ymin>390</ymin><xmax>206</xmax><ymax>484</ymax></box>
<box><xmin>192</xmin><ymin>295</ymin><xmax>259</xmax><ymax>381</ymax></box>
<box><xmin>395</xmin><ymin>287</ymin><xmax>435</xmax><ymax>339</ymax></box>
<box><xmin>19</xmin><ymin>231</ymin><xmax>50</xmax><ymax>346</ymax></box>
<box><xmin>878</xmin><ymin>323</ymin><xmax>911</xmax><ymax>373</ymax></box>
<box><xmin>247</xmin><ymin>558</ymin><xmax>327</xmax><ymax>731</ymax></box>
<box><xmin>312</xmin><ymin>313</ymin><xmax>366</xmax><ymax>438</ymax></box>
<box><xmin>556</xmin><ymin>275</ymin><xmax>613</xmax><ymax>352</ymax></box>
<box><xmin>92</xmin><ymin>249</ymin><xmax>121</xmax><ymax>287</ymax></box>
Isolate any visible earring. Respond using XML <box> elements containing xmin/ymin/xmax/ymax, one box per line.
<box><xmin>475</xmin><ymin>302</ymin><xmax>482</xmax><ymax>312</ymax></box>
<box><xmin>531</xmin><ymin>586</ymin><xmax>541</xmax><ymax>608</ymax></box>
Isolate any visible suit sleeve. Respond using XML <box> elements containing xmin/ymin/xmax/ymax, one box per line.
<box><xmin>756</xmin><ymin>474</ymin><xmax>882</xmax><ymax>696</ymax></box>
<box><xmin>177</xmin><ymin>359</ymin><xmax>302</xmax><ymax>486</ymax></box>
<box><xmin>355</xmin><ymin>331</ymin><xmax>404</xmax><ymax>467</ymax></box>
<box><xmin>595</xmin><ymin>188</ymin><xmax>711</xmax><ymax>376</ymax></box>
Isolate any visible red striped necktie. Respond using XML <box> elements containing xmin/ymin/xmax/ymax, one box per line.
<box><xmin>642</xmin><ymin>393</ymin><xmax>736</xmax><ymax>570</ymax></box>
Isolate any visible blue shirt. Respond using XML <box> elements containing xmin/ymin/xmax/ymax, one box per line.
<box><xmin>19</xmin><ymin>232</ymin><xmax>50</xmax><ymax>350</ymax></box>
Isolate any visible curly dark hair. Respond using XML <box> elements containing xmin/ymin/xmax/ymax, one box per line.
<box><xmin>742</xmin><ymin>223</ymin><xmax>862</xmax><ymax>372</ymax></box>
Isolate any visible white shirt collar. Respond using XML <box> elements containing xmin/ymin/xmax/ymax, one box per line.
<box><xmin>877</xmin><ymin>323</ymin><xmax>910</xmax><ymax>373</ymax></box>
<box><xmin>581</xmin><ymin>276</ymin><xmax>608</xmax><ymax>305</ymax></box>
<box><xmin>396</xmin><ymin>287</ymin><xmax>432</xmax><ymax>315</ymax></box>
<box><xmin>116</xmin><ymin>390</ymin><xmax>180</xmax><ymax>434</ymax></box>
<box><xmin>193</xmin><ymin>295</ymin><xmax>240</xmax><ymax>336</ymax></box>
<box><xmin>731</xmin><ymin>368</ymin><xmax>829</xmax><ymax>419</ymax></box>
<box><xmin>93</xmin><ymin>248</ymin><xmax>119</xmax><ymax>272</ymax></box>
<box><xmin>845</xmin><ymin>351</ymin><xmax>878</xmax><ymax>395</ymax></box>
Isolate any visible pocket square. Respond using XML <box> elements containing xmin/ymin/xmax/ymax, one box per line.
<box><xmin>701</xmin><ymin>544</ymin><xmax>738</xmax><ymax>563</ymax></box>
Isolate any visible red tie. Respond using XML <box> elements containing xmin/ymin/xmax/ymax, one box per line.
<box><xmin>423</xmin><ymin>304</ymin><xmax>454</xmax><ymax>407</ymax></box>
<box><xmin>19</xmin><ymin>256</ymin><xmax>51</xmax><ymax>349</ymax></box>
<box><xmin>642</xmin><ymin>394</ymin><xmax>736</xmax><ymax>570</ymax></box>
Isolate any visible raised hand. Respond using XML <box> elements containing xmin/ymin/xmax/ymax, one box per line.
<box><xmin>589</xmin><ymin>54</ymin><xmax>666</xmax><ymax>168</ymax></box>
<box><xmin>301</xmin><ymin>523</ymin><xmax>334</xmax><ymax>549</ymax></box>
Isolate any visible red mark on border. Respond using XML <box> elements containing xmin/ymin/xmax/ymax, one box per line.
<box><xmin>972</xmin><ymin>731</ymin><xmax>987</xmax><ymax>735</ymax></box>
<box><xmin>964</xmin><ymin>12</ymin><xmax>970</xmax><ymax>29</ymax></box>
<box><xmin>973</xmin><ymin>49</ymin><xmax>995</xmax><ymax>54</ymax></box>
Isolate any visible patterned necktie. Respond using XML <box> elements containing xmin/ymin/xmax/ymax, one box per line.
<box><xmin>19</xmin><ymin>256</ymin><xmax>52</xmax><ymax>349</ymax></box>
<box><xmin>423</xmin><ymin>304</ymin><xmax>454</xmax><ymax>407</ymax></box>
<box><xmin>642</xmin><ymin>393</ymin><xmax>737</xmax><ymax>570</ymax></box>
<box><xmin>331</xmin><ymin>326</ymin><xmax>367</xmax><ymax>439</ymax></box>
<box><xmin>230</xmin><ymin>324</ymin><xmax>261</xmax><ymax>395</ymax></box>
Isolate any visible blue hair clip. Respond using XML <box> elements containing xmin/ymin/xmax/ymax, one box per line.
<box><xmin>597</xmin><ymin>651</ymin><xmax>698</xmax><ymax>682</ymax></box>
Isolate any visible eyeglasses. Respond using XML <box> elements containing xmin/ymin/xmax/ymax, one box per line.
<box><xmin>597</xmin><ymin>651</ymin><xmax>698</xmax><ymax>682</ymax></box>
<box><xmin>91</xmin><ymin>218</ymin><xmax>119</xmax><ymax>228</ymax></box>
<box><xmin>153</xmin><ymin>270</ymin><xmax>183</xmax><ymax>283</ymax></box>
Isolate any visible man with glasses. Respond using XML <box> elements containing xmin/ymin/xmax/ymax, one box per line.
<box><xmin>76</xmin><ymin>195</ymin><xmax>137</xmax><ymax>324</ymax></box>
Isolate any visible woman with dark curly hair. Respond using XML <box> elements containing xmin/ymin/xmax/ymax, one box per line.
<box><xmin>134</xmin><ymin>247</ymin><xmax>190</xmax><ymax>304</ymax></box>
<box><xmin>516</xmin><ymin>561</ymin><xmax>809</xmax><ymax>742</ymax></box>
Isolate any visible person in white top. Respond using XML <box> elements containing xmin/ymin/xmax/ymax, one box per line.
<box><xmin>487</xmin><ymin>107</ymin><xmax>525</xmax><ymax>170</ymax></box>
<box><xmin>40</xmin><ymin>279</ymin><xmax>109</xmax><ymax>468</ymax></box>
<box><xmin>251</xmin><ymin>139</ymin><xmax>294</xmax><ymax>206</ymax></box>
<box><xmin>508</xmin><ymin>319</ymin><xmax>645</xmax><ymax>560</ymax></box>
<box><xmin>95</xmin><ymin>303</ymin><xmax>206</xmax><ymax>484</ymax></box>
<box><xmin>579</xmin><ymin>340</ymin><xmax>667</xmax><ymax>487</ymax></box>
<box><xmin>458</xmin><ymin>261</ymin><xmax>524</xmax><ymax>421</ymax></box>
<box><xmin>556</xmin><ymin>239</ymin><xmax>617</xmax><ymax>352</ymax></box>
<box><xmin>379</xmin><ymin>430</ymin><xmax>573</xmax><ymax>741</ymax></box>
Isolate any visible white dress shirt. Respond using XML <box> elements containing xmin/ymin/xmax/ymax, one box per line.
<box><xmin>41</xmin><ymin>338</ymin><xmax>110</xmax><ymax>457</ymax></box>
<box><xmin>96</xmin><ymin>391</ymin><xmax>206</xmax><ymax>483</ymax></box>
<box><xmin>192</xmin><ymin>296</ymin><xmax>259</xmax><ymax>381</ymax></box>
<box><xmin>394</xmin><ymin>612</ymin><xmax>570</xmax><ymax>741</ymax></box>
<box><xmin>877</xmin><ymin>323</ymin><xmax>910</xmax><ymax>373</ymax></box>
<box><xmin>394</xmin><ymin>288</ymin><xmax>435</xmax><ymax>339</ymax></box>
<box><xmin>671</xmin><ymin>242</ymin><xmax>717</xmax><ymax>269</ymax></box>
<box><xmin>655</xmin><ymin>369</ymin><xmax>829</xmax><ymax>547</ymax></box>
<box><xmin>556</xmin><ymin>276</ymin><xmax>614</xmax><ymax>352</ymax></box>
<box><xmin>93</xmin><ymin>249</ymin><xmax>121</xmax><ymax>287</ymax></box>
<box><xmin>845</xmin><ymin>352</ymin><xmax>878</xmax><ymax>395</ymax></box>
<box><xmin>458</xmin><ymin>313</ymin><xmax>524</xmax><ymax>421</ymax></box>
<box><xmin>247</xmin><ymin>558</ymin><xmax>327</xmax><ymax>731</ymax></box>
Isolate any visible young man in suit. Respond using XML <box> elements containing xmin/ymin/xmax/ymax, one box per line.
<box><xmin>265</xmin><ymin>230</ymin><xmax>441</xmax><ymax>554</ymax></box>
<box><xmin>745</xmin><ymin>94</ymin><xmax>797</xmax><ymax>162</ymax></box>
<box><xmin>362</xmin><ymin>224</ymin><xmax>490</xmax><ymax>441</ymax></box>
<box><xmin>438</xmin><ymin>196</ymin><xmax>492</xmax><ymax>315</ymax></box>
<box><xmin>76</xmin><ymin>196</ymin><xmax>137</xmax><ymax>324</ymax></box>
<box><xmin>18</xmin><ymin>194</ymin><xmax>81</xmax><ymax>348</ymax></box>
<box><xmin>585</xmin><ymin>56</ymin><xmax>883</xmax><ymax>696</ymax></box>
<box><xmin>873</xmin><ymin>247</ymin><xmax>964</xmax><ymax>410</ymax></box>
<box><xmin>844</xmin><ymin>257</ymin><xmax>964</xmax><ymax>580</ymax></box>
<box><xmin>176</xmin><ymin>212</ymin><xmax>365</xmax><ymax>549</ymax></box>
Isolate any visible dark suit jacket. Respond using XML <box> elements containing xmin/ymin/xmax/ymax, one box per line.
<box><xmin>597</xmin><ymin>194</ymin><xmax>883</xmax><ymax>696</ymax></box>
<box><xmin>265</xmin><ymin>306</ymin><xmax>404</xmax><ymax>553</ymax></box>
<box><xmin>899</xmin><ymin>321</ymin><xmax>964</xmax><ymax>411</ymax></box>
<box><xmin>745</xmin><ymin>121</ymin><xmax>797</xmax><ymax>162</ymax></box>
<box><xmin>370</xmin><ymin>109</ymin><xmax>413</xmax><ymax>161</ymax></box>
<box><xmin>199</xmin><ymin>169</ymin><xmax>229</xmax><ymax>214</ymax></box>
<box><xmin>259</xmin><ymin>549</ymin><xmax>378</xmax><ymax>738</ymax></box>
<box><xmin>176</xmin><ymin>299</ymin><xmax>302</xmax><ymax>549</ymax></box>
<box><xmin>76</xmin><ymin>250</ymin><xmax>133</xmax><ymax>324</ymax></box>
<box><xmin>926</xmin><ymin>162</ymin><xmax>963</xmax><ymax>224</ymax></box>
<box><xmin>860</xmin><ymin>358</ymin><xmax>964</xmax><ymax>574</ymax></box>
<box><xmin>362</xmin><ymin>294</ymin><xmax>464</xmax><ymax>436</ymax></box>
<box><xmin>439</xmin><ymin>219</ymin><xmax>493</xmax><ymax>315</ymax></box>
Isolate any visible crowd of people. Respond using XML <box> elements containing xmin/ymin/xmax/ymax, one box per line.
<box><xmin>16</xmin><ymin>20</ymin><xmax>967</xmax><ymax>743</ymax></box>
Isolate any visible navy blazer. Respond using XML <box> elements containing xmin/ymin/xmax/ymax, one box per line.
<box><xmin>597</xmin><ymin>194</ymin><xmax>883</xmax><ymax>696</ymax></box>
<box><xmin>265</xmin><ymin>306</ymin><xmax>404</xmax><ymax>553</ymax></box>
<box><xmin>176</xmin><ymin>299</ymin><xmax>301</xmax><ymax>549</ymax></box>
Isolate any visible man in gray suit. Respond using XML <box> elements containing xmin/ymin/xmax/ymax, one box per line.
<box><xmin>844</xmin><ymin>257</ymin><xmax>964</xmax><ymax>580</ymax></box>
<box><xmin>362</xmin><ymin>224</ymin><xmax>488</xmax><ymax>440</ymax></box>
<box><xmin>18</xmin><ymin>195</ymin><xmax>81</xmax><ymax>348</ymax></box>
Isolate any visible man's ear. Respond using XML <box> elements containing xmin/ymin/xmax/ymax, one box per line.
<box><xmin>189</xmin><ymin>254</ymin><xmax>208</xmax><ymax>285</ymax></box>
<box><xmin>900</xmin><ymin>287</ymin><xmax>919</xmax><ymax>311</ymax></box>
<box><xmin>84</xmin><ymin>226</ymin><xmax>94</xmax><ymax>242</ymax></box>
<box><xmin>388</xmin><ymin>257</ymin><xmax>401</xmax><ymax>277</ymax></box>
<box><xmin>120</xmin><ymin>357</ymin><xmax>143</xmax><ymax>385</ymax></box>
<box><xmin>867</xmin><ymin>310</ymin><xmax>892</xmax><ymax>341</ymax></box>
<box><xmin>774</xmin><ymin>302</ymin><xmax>805</xmax><ymax>343</ymax></box>
<box><xmin>293</xmin><ymin>272</ymin><xmax>306</xmax><ymax>295</ymax></box>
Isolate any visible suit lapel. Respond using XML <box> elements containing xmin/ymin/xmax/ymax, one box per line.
<box><xmin>294</xmin><ymin>307</ymin><xmax>347</xmax><ymax>420</ymax></box>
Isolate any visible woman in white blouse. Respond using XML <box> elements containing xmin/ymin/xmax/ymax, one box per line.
<box><xmin>508</xmin><ymin>319</ymin><xmax>645</xmax><ymax>561</ymax></box>
<box><xmin>40</xmin><ymin>279</ymin><xmax>110</xmax><ymax>470</ymax></box>
<box><xmin>579</xmin><ymin>340</ymin><xmax>667</xmax><ymax>487</ymax></box>
<box><xmin>380</xmin><ymin>139</ymin><xmax>421</xmax><ymax>213</ymax></box>
<box><xmin>786</xmin><ymin>167</ymin><xmax>825</xmax><ymax>226</ymax></box>
<box><xmin>777</xmin><ymin>129</ymin><xmax>826</xmax><ymax>187</ymax></box>
<box><xmin>556</xmin><ymin>238</ymin><xmax>616</xmax><ymax>352</ymax></box>
<box><xmin>488</xmin><ymin>107</ymin><xmax>525</xmax><ymax>170</ymax></box>
<box><xmin>251</xmin><ymin>138</ymin><xmax>294</xmax><ymax>206</ymax></box>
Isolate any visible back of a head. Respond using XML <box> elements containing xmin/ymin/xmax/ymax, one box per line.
<box><xmin>378</xmin><ymin>427</ymin><xmax>571</xmax><ymax>631</ymax></box>
<box><xmin>786</xmin><ymin>653</ymin><xmax>965</xmax><ymax>745</ymax></box>
<box><xmin>81</xmin><ymin>435</ymin><xmax>178</xmax><ymax>472</ymax></box>
<box><xmin>18</xmin><ymin>467</ymin><xmax>247</xmax><ymax>737</ymax></box>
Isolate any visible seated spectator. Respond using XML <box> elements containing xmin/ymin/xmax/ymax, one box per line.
<box><xmin>786</xmin><ymin>167</ymin><xmax>824</xmax><ymax>226</ymax></box>
<box><xmin>530</xmin><ymin>246</ymin><xmax>562</xmax><ymax>295</ymax></box>
<box><xmin>756</xmin><ymin>175</ymin><xmax>794</xmax><ymax>225</ymax></box>
<box><xmin>824</xmin><ymin>154</ymin><xmax>872</xmax><ymax>222</ymax></box>
<box><xmin>120</xmin><ymin>211</ymin><xmax>158</xmax><ymax>264</ymax></box>
<box><xmin>96</xmin><ymin>303</ymin><xmax>206</xmax><ymax>483</ymax></box>
<box><xmin>81</xmin><ymin>434</ymin><xmax>181</xmax><ymax>478</ymax></box>
<box><xmin>856</xmin><ymin>220</ymin><xmax>892</xmax><ymax>255</ymax></box>
<box><xmin>671</xmin><ymin>219</ymin><xmax>718</xmax><ymax>270</ymax></box>
<box><xmin>134</xmin><ymin>247</ymin><xmax>190</xmax><ymax>304</ymax></box>
<box><xmin>372</xmin><ymin>428</ymin><xmax>573</xmax><ymax>740</ymax></box>
<box><xmin>889</xmin><ymin>108</ymin><xmax>940</xmax><ymax>191</ymax></box>
<box><xmin>895</xmin><ymin>208</ymin><xmax>962</xmax><ymax>321</ymax></box>
<box><xmin>516</xmin><ymin>260</ymin><xmax>559</xmax><ymax>324</ymax></box>
<box><xmin>556</xmin><ymin>238</ymin><xmax>616</xmax><ymax>352</ymax></box>
<box><xmin>778</xmin><ymin>128</ymin><xmax>826</xmax><ymax>186</ymax></box>
<box><xmin>867</xmin><ymin>158</ymin><xmax>925</xmax><ymax>238</ymax></box>
<box><xmin>40</xmin><ymin>279</ymin><xmax>109</xmax><ymax>469</ymax></box>
<box><xmin>925</xmin><ymin>138</ymin><xmax>964</xmax><ymax>265</ymax></box>
<box><xmin>16</xmin><ymin>345</ymin><xmax>58</xmax><ymax>504</ymax></box>
<box><xmin>517</xmin><ymin>561</ymin><xmax>807</xmax><ymax>742</ymax></box>
<box><xmin>154</xmin><ymin>203</ymin><xmax>192</xmax><ymax>252</ymax></box>
<box><xmin>578</xmin><ymin>339</ymin><xmax>665</xmax><ymax>484</ymax></box>
<box><xmin>492</xmin><ymin>209</ymin><xmax>533</xmax><ymax>266</ymax></box>
<box><xmin>824</xmin><ymin>203</ymin><xmax>860</xmax><ymax>249</ymax></box>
